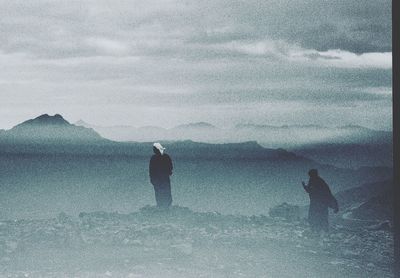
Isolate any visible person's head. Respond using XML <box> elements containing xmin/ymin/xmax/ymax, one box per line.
<box><xmin>153</xmin><ymin>142</ymin><xmax>166</xmax><ymax>155</ymax></box>
<box><xmin>308</xmin><ymin>169</ymin><xmax>318</xmax><ymax>178</ymax></box>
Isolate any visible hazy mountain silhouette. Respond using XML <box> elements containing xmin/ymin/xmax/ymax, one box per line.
<box><xmin>156</xmin><ymin>140</ymin><xmax>303</xmax><ymax>161</ymax></box>
<box><xmin>334</xmin><ymin>179</ymin><xmax>392</xmax><ymax>221</ymax></box>
<box><xmin>290</xmin><ymin>140</ymin><xmax>392</xmax><ymax>169</ymax></box>
<box><xmin>350</xmin><ymin>191</ymin><xmax>392</xmax><ymax>222</ymax></box>
<box><xmin>73</xmin><ymin>120</ymin><xmax>392</xmax><ymax>168</ymax></box>
<box><xmin>335</xmin><ymin>179</ymin><xmax>391</xmax><ymax>208</ymax></box>
<box><xmin>0</xmin><ymin>114</ymin><xmax>309</xmax><ymax>162</ymax></box>
<box><xmin>235</xmin><ymin>123</ymin><xmax>327</xmax><ymax>131</ymax></box>
<box><xmin>18</xmin><ymin>114</ymin><xmax>69</xmax><ymax>126</ymax></box>
<box><xmin>0</xmin><ymin>114</ymin><xmax>393</xmax><ymax>223</ymax></box>
<box><xmin>1</xmin><ymin>114</ymin><xmax>104</xmax><ymax>144</ymax></box>
<box><xmin>75</xmin><ymin>120</ymin><xmax>390</xmax><ymax>146</ymax></box>
<box><xmin>76</xmin><ymin>119</ymin><xmax>132</xmax><ymax>129</ymax></box>
<box><xmin>74</xmin><ymin>120</ymin><xmax>164</xmax><ymax>142</ymax></box>
<box><xmin>172</xmin><ymin>122</ymin><xmax>218</xmax><ymax>130</ymax></box>
<box><xmin>1</xmin><ymin>114</ymin><xmax>392</xmax><ymax>173</ymax></box>
<box><xmin>235</xmin><ymin>124</ymin><xmax>391</xmax><ymax>146</ymax></box>
<box><xmin>74</xmin><ymin>119</ymin><xmax>92</xmax><ymax>128</ymax></box>
<box><xmin>74</xmin><ymin>121</ymin><xmax>220</xmax><ymax>142</ymax></box>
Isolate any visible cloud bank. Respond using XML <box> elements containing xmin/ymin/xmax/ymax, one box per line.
<box><xmin>0</xmin><ymin>0</ymin><xmax>392</xmax><ymax>130</ymax></box>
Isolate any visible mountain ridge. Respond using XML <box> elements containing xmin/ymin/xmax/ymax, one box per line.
<box><xmin>1</xmin><ymin>114</ymin><xmax>104</xmax><ymax>144</ymax></box>
<box><xmin>74</xmin><ymin>120</ymin><xmax>390</xmax><ymax>133</ymax></box>
<box><xmin>15</xmin><ymin>114</ymin><xmax>69</xmax><ymax>127</ymax></box>
<box><xmin>0</xmin><ymin>114</ymin><xmax>392</xmax><ymax>169</ymax></box>
<box><xmin>0</xmin><ymin>114</ymin><xmax>307</xmax><ymax>162</ymax></box>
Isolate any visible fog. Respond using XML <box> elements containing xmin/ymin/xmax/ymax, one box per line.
<box><xmin>0</xmin><ymin>152</ymin><xmax>391</xmax><ymax>220</ymax></box>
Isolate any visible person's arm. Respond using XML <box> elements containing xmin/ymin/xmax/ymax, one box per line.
<box><xmin>328</xmin><ymin>186</ymin><xmax>339</xmax><ymax>213</ymax></box>
<box><xmin>323</xmin><ymin>180</ymin><xmax>339</xmax><ymax>213</ymax></box>
<box><xmin>167</xmin><ymin>155</ymin><xmax>173</xmax><ymax>176</ymax></box>
<box><xmin>302</xmin><ymin>181</ymin><xmax>310</xmax><ymax>193</ymax></box>
<box><xmin>331</xmin><ymin>196</ymin><xmax>339</xmax><ymax>213</ymax></box>
<box><xmin>149</xmin><ymin>157</ymin><xmax>155</xmax><ymax>185</ymax></box>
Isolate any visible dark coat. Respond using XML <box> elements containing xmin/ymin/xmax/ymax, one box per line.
<box><xmin>149</xmin><ymin>153</ymin><xmax>173</xmax><ymax>186</ymax></box>
<box><xmin>149</xmin><ymin>153</ymin><xmax>173</xmax><ymax>208</ymax></box>
<box><xmin>303</xmin><ymin>176</ymin><xmax>338</xmax><ymax>232</ymax></box>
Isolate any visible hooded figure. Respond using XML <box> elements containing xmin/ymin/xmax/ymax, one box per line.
<box><xmin>149</xmin><ymin>143</ymin><xmax>173</xmax><ymax>208</ymax></box>
<box><xmin>302</xmin><ymin>169</ymin><xmax>338</xmax><ymax>233</ymax></box>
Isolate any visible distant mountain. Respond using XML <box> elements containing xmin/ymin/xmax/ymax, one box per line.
<box><xmin>74</xmin><ymin>119</ymin><xmax>93</xmax><ymax>128</ymax></box>
<box><xmin>74</xmin><ymin>121</ymin><xmax>166</xmax><ymax>142</ymax></box>
<box><xmin>235</xmin><ymin>124</ymin><xmax>391</xmax><ymax>146</ymax></box>
<box><xmin>335</xmin><ymin>125</ymin><xmax>391</xmax><ymax>145</ymax></box>
<box><xmin>0</xmin><ymin>115</ymin><xmax>309</xmax><ymax>162</ymax></box>
<box><xmin>350</xmin><ymin>191</ymin><xmax>392</xmax><ymax>222</ymax></box>
<box><xmin>72</xmin><ymin>120</ymin><xmax>392</xmax><ymax>168</ymax></box>
<box><xmin>168</xmin><ymin>122</ymin><xmax>220</xmax><ymax>142</ymax></box>
<box><xmin>233</xmin><ymin>125</ymin><xmax>392</xmax><ymax>168</ymax></box>
<box><xmin>160</xmin><ymin>140</ymin><xmax>302</xmax><ymax>160</ymax></box>
<box><xmin>76</xmin><ymin>119</ymin><xmax>132</xmax><ymax>129</ymax></box>
<box><xmin>335</xmin><ymin>179</ymin><xmax>392</xmax><ymax>208</ymax></box>
<box><xmin>17</xmin><ymin>114</ymin><xmax>69</xmax><ymax>127</ymax></box>
<box><xmin>74</xmin><ymin>121</ymin><xmax>220</xmax><ymax>142</ymax></box>
<box><xmin>290</xmin><ymin>141</ymin><xmax>392</xmax><ymax>169</ymax></box>
<box><xmin>0</xmin><ymin>115</ymin><xmax>394</xmax><ymax>208</ymax></box>
<box><xmin>173</xmin><ymin>122</ymin><xmax>217</xmax><ymax>130</ymax></box>
<box><xmin>282</xmin><ymin>124</ymin><xmax>392</xmax><ymax>168</ymax></box>
<box><xmin>235</xmin><ymin>123</ymin><xmax>327</xmax><ymax>130</ymax></box>
<box><xmin>0</xmin><ymin>114</ymin><xmax>105</xmax><ymax>144</ymax></box>
<box><xmin>74</xmin><ymin>120</ymin><xmax>391</xmax><ymax>148</ymax></box>
<box><xmin>335</xmin><ymin>179</ymin><xmax>392</xmax><ymax>221</ymax></box>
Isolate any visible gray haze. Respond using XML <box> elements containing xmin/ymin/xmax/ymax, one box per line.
<box><xmin>0</xmin><ymin>3</ymin><xmax>394</xmax><ymax>275</ymax></box>
<box><xmin>0</xmin><ymin>0</ymin><xmax>392</xmax><ymax>130</ymax></box>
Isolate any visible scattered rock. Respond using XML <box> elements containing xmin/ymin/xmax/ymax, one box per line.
<box><xmin>269</xmin><ymin>202</ymin><xmax>300</xmax><ymax>221</ymax></box>
<box><xmin>171</xmin><ymin>243</ymin><xmax>193</xmax><ymax>255</ymax></box>
<box><xmin>366</xmin><ymin>221</ymin><xmax>392</xmax><ymax>231</ymax></box>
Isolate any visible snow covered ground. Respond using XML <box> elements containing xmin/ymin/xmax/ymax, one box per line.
<box><xmin>0</xmin><ymin>206</ymin><xmax>393</xmax><ymax>277</ymax></box>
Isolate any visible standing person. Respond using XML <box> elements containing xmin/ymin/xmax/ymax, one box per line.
<box><xmin>302</xmin><ymin>169</ymin><xmax>338</xmax><ymax>234</ymax></box>
<box><xmin>149</xmin><ymin>143</ymin><xmax>173</xmax><ymax>209</ymax></box>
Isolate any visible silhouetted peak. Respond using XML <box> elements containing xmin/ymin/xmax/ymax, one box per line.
<box><xmin>338</xmin><ymin>124</ymin><xmax>371</xmax><ymax>131</ymax></box>
<box><xmin>4</xmin><ymin>114</ymin><xmax>106</xmax><ymax>142</ymax></box>
<box><xmin>235</xmin><ymin>123</ymin><xmax>326</xmax><ymax>130</ymax></box>
<box><xmin>173</xmin><ymin>122</ymin><xmax>217</xmax><ymax>129</ymax></box>
<box><xmin>75</xmin><ymin>119</ymin><xmax>92</xmax><ymax>127</ymax></box>
<box><xmin>235</xmin><ymin>123</ymin><xmax>273</xmax><ymax>129</ymax></box>
<box><xmin>16</xmin><ymin>114</ymin><xmax>70</xmax><ymax>128</ymax></box>
<box><xmin>234</xmin><ymin>140</ymin><xmax>264</xmax><ymax>149</ymax></box>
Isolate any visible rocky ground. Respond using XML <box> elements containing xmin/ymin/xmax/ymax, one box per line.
<box><xmin>0</xmin><ymin>206</ymin><xmax>394</xmax><ymax>277</ymax></box>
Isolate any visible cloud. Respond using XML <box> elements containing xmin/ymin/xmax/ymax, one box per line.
<box><xmin>0</xmin><ymin>0</ymin><xmax>392</xmax><ymax>130</ymax></box>
<box><xmin>84</xmin><ymin>37</ymin><xmax>130</xmax><ymax>56</ymax></box>
<box><xmin>292</xmin><ymin>50</ymin><xmax>392</xmax><ymax>69</ymax></box>
<box><xmin>0</xmin><ymin>0</ymin><xmax>391</xmax><ymax>59</ymax></box>
<box><xmin>185</xmin><ymin>0</ymin><xmax>391</xmax><ymax>54</ymax></box>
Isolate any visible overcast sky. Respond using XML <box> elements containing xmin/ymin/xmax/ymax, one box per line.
<box><xmin>0</xmin><ymin>0</ymin><xmax>392</xmax><ymax>130</ymax></box>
